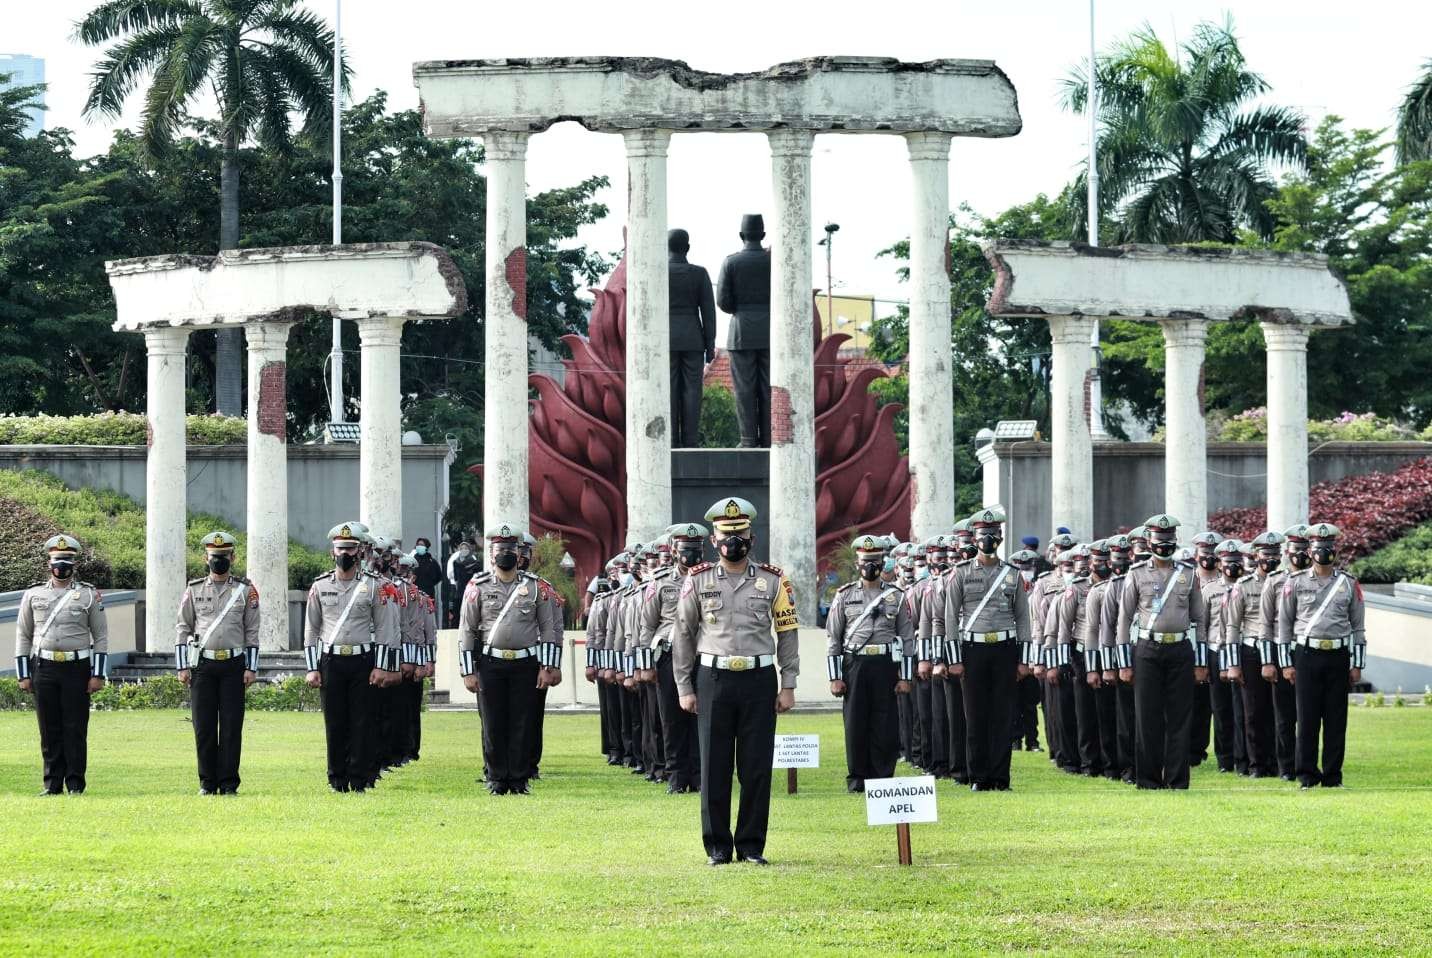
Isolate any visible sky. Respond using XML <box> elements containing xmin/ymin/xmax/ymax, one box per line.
<box><xmin>7</xmin><ymin>0</ymin><xmax>1432</xmax><ymax>318</ymax></box>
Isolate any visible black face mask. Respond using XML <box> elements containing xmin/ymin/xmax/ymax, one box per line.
<box><xmin>1197</xmin><ymin>555</ymin><xmax>1218</xmax><ymax>570</ymax></box>
<box><xmin>1223</xmin><ymin>564</ymin><xmax>1244</xmax><ymax>579</ymax></box>
<box><xmin>1289</xmin><ymin>551</ymin><xmax>1312</xmax><ymax>570</ymax></box>
<box><xmin>493</xmin><ymin>551</ymin><xmax>519</xmax><ymax>571</ymax></box>
<box><xmin>976</xmin><ymin>534</ymin><xmax>1000</xmax><ymax>555</ymax></box>
<box><xmin>959</xmin><ymin>543</ymin><xmax>977</xmax><ymax>559</ymax></box>
<box><xmin>517</xmin><ymin>553</ymin><xmax>531</xmax><ymax>571</ymax></box>
<box><xmin>1151</xmin><ymin>541</ymin><xmax>1177</xmax><ymax>559</ymax></box>
<box><xmin>717</xmin><ymin>536</ymin><xmax>750</xmax><ymax>561</ymax></box>
<box><xmin>677</xmin><ymin>546</ymin><xmax>703</xmax><ymax>568</ymax></box>
<box><xmin>335</xmin><ymin>553</ymin><xmax>357</xmax><ymax>571</ymax></box>
<box><xmin>1312</xmin><ymin>547</ymin><xmax>1336</xmax><ymax>565</ymax></box>
<box><xmin>1110</xmin><ymin>558</ymin><xmax>1130</xmax><ymax>575</ymax></box>
<box><xmin>858</xmin><ymin>560</ymin><xmax>883</xmax><ymax>581</ymax></box>
<box><xmin>208</xmin><ymin>555</ymin><xmax>232</xmax><ymax>575</ymax></box>
<box><xmin>1092</xmin><ymin>562</ymin><xmax>1110</xmax><ymax>578</ymax></box>
<box><xmin>1257</xmin><ymin>556</ymin><xmax>1280</xmax><ymax>573</ymax></box>
<box><xmin>50</xmin><ymin>562</ymin><xmax>75</xmax><ymax>580</ymax></box>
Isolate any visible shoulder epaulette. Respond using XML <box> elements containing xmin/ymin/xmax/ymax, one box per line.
<box><xmin>188</xmin><ymin>577</ymin><xmax>206</xmax><ymax>586</ymax></box>
<box><xmin>758</xmin><ymin>562</ymin><xmax>784</xmax><ymax>576</ymax></box>
<box><xmin>1290</xmin><ymin>569</ymin><xmax>1310</xmax><ymax>578</ymax></box>
<box><xmin>1130</xmin><ymin>559</ymin><xmax>1151</xmax><ymax>570</ymax></box>
<box><xmin>1035</xmin><ymin>570</ymin><xmax>1051</xmax><ymax>580</ymax></box>
<box><xmin>688</xmin><ymin>561</ymin><xmax>714</xmax><ymax>575</ymax></box>
<box><xmin>78</xmin><ymin>581</ymin><xmax>96</xmax><ymax>589</ymax></box>
<box><xmin>955</xmin><ymin>558</ymin><xmax>974</xmax><ymax>569</ymax></box>
<box><xmin>312</xmin><ymin>571</ymin><xmax>333</xmax><ymax>584</ymax></box>
<box><xmin>470</xmin><ymin>571</ymin><xmax>493</xmax><ymax>584</ymax></box>
<box><xmin>1236</xmin><ymin>574</ymin><xmax>1255</xmax><ymax>584</ymax></box>
<box><xmin>835</xmin><ymin>581</ymin><xmax>858</xmax><ymax>595</ymax></box>
<box><xmin>28</xmin><ymin>582</ymin><xmax>44</xmax><ymax>590</ymax></box>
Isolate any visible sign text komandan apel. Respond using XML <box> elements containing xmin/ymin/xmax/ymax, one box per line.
<box><xmin>864</xmin><ymin>775</ymin><xmax>939</xmax><ymax>826</ymax></box>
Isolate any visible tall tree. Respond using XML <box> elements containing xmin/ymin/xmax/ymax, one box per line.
<box><xmin>1396</xmin><ymin>58</ymin><xmax>1432</xmax><ymax>165</ymax></box>
<box><xmin>77</xmin><ymin>0</ymin><xmax>348</xmax><ymax>416</ymax></box>
<box><xmin>1061</xmin><ymin>17</ymin><xmax>1307</xmax><ymax>243</ymax></box>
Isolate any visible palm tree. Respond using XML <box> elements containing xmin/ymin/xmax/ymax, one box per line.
<box><xmin>78</xmin><ymin>0</ymin><xmax>348</xmax><ymax>416</ymax></box>
<box><xmin>1396</xmin><ymin>59</ymin><xmax>1432</xmax><ymax>165</ymax></box>
<box><xmin>1061</xmin><ymin>18</ymin><xmax>1307</xmax><ymax>244</ymax></box>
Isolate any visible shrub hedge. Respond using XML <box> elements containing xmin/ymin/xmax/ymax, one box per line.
<box><xmin>0</xmin><ymin>469</ymin><xmax>330</xmax><ymax>591</ymax></box>
<box><xmin>0</xmin><ymin>674</ymin><xmax>354</xmax><ymax>711</ymax></box>
<box><xmin>0</xmin><ymin>412</ymin><xmax>246</xmax><ymax>446</ymax></box>
<box><xmin>1349</xmin><ymin>521</ymin><xmax>1432</xmax><ymax>585</ymax></box>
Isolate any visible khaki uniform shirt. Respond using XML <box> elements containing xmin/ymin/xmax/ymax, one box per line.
<box><xmin>672</xmin><ymin>561</ymin><xmax>799</xmax><ymax>697</ymax></box>
<box><xmin>458</xmin><ymin>571</ymin><xmax>557</xmax><ymax>653</ymax></box>
<box><xmin>176</xmin><ymin>575</ymin><xmax>259</xmax><ymax>669</ymax></box>
<box><xmin>1116</xmin><ymin>561</ymin><xmax>1207</xmax><ymax>655</ymax></box>
<box><xmin>1098</xmin><ymin>575</ymin><xmax>1126</xmax><ymax>655</ymax></box>
<box><xmin>304</xmin><ymin>570</ymin><xmax>400</xmax><ymax>657</ymax></box>
<box><xmin>825</xmin><ymin>581</ymin><xmax>913</xmax><ymax>657</ymax></box>
<box><xmin>641</xmin><ymin>569</ymin><xmax>685</xmax><ymax>651</ymax></box>
<box><xmin>1053</xmin><ymin>577</ymin><xmax>1094</xmax><ymax>654</ymax></box>
<box><xmin>1276</xmin><ymin>570</ymin><xmax>1366</xmax><ymax>664</ymax></box>
<box><xmin>16</xmin><ymin>580</ymin><xmax>108</xmax><ymax>657</ymax></box>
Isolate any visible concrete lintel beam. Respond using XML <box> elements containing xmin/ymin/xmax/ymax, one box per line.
<box><xmin>106</xmin><ymin>242</ymin><xmax>466</xmax><ymax>332</ymax></box>
<box><xmin>983</xmin><ymin>240</ymin><xmax>1353</xmax><ymax>327</ymax></box>
<box><xmin>414</xmin><ymin>56</ymin><xmax>1020</xmax><ymax>138</ymax></box>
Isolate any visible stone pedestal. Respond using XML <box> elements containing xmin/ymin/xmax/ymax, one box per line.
<box><xmin>1263</xmin><ymin>322</ymin><xmax>1311</xmax><ymax>532</ymax></box>
<box><xmin>623</xmin><ymin>129</ymin><xmax>673</xmax><ymax>544</ymax></box>
<box><xmin>144</xmin><ymin>327</ymin><xmax>190</xmax><ymax>654</ymax></box>
<box><xmin>358</xmin><ymin>316</ymin><xmax>404</xmax><ymax>537</ymax></box>
<box><xmin>483</xmin><ymin>131</ymin><xmax>530</xmax><ymax>533</ymax></box>
<box><xmin>1161</xmin><ymin>319</ymin><xmax>1209</xmax><ymax>532</ymax></box>
<box><xmin>245</xmin><ymin>322</ymin><xmax>293</xmax><ymax>652</ymax></box>
<box><xmin>906</xmin><ymin>132</ymin><xmax>955</xmax><ymax>540</ymax></box>
<box><xmin>1048</xmin><ymin>315</ymin><xmax>1095</xmax><ymax>540</ymax></box>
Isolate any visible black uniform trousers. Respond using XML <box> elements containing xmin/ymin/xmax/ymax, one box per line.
<box><xmin>478</xmin><ymin>655</ymin><xmax>539</xmax><ymax>788</ymax></box>
<box><xmin>961</xmin><ymin>641</ymin><xmax>1018</xmax><ymax>788</ymax></box>
<box><xmin>33</xmin><ymin>658</ymin><xmax>91</xmax><ymax>794</ymax></box>
<box><xmin>1210</xmin><ymin>668</ymin><xmax>1246</xmax><ymax>771</ymax></box>
<box><xmin>597</xmin><ymin>675</ymin><xmax>612</xmax><ymax>756</ymax></box>
<box><xmin>671</xmin><ymin>350</ymin><xmax>705</xmax><ymax>448</ymax></box>
<box><xmin>1093</xmin><ymin>682</ymin><xmax>1119</xmax><ymax>779</ymax></box>
<box><xmin>1293</xmin><ymin>646</ymin><xmax>1350</xmax><ymax>787</ymax></box>
<box><xmin>1042</xmin><ymin>678</ymin><xmax>1062</xmax><ymax>765</ymax></box>
<box><xmin>1070</xmin><ymin>649</ymin><xmax>1107</xmax><ymax>776</ymax></box>
<box><xmin>728</xmin><ymin>349</ymin><xmax>770</xmax><ymax>447</ymax></box>
<box><xmin>657</xmin><ymin>652</ymin><xmax>699</xmax><ymax>789</ymax></box>
<box><xmin>928</xmin><ymin>676</ymin><xmax>951</xmax><ymax>774</ymax></box>
<box><xmin>191</xmin><ymin>655</ymin><xmax>246</xmax><ymax>793</ymax></box>
<box><xmin>1133</xmin><ymin>640</ymin><xmax>1195</xmax><ymax>789</ymax></box>
<box><xmin>1114</xmin><ymin>677</ymin><xmax>1137</xmax><ymax>779</ymax></box>
<box><xmin>942</xmin><ymin>670</ymin><xmax>967</xmax><ymax>779</ymax></box>
<box><xmin>1238</xmin><ymin>647</ymin><xmax>1276</xmax><ymax>775</ymax></box>
<box><xmin>600</xmin><ymin>680</ymin><xmax>625</xmax><ymax>761</ymax></box>
<box><xmin>383</xmin><ymin>681</ymin><xmax>411</xmax><ymax>769</ymax></box>
<box><xmin>1272</xmin><ymin>672</ymin><xmax>1298</xmax><ymax>777</ymax></box>
<box><xmin>841</xmin><ymin>654</ymin><xmax>900</xmax><ymax>786</ymax></box>
<box><xmin>640</xmin><ymin>681</ymin><xmax>665</xmax><ymax>778</ymax></box>
<box><xmin>1011</xmin><ymin>674</ymin><xmax>1041</xmax><ymax>749</ymax></box>
<box><xmin>896</xmin><ymin>685</ymin><xmax>915</xmax><ymax>762</ymax></box>
<box><xmin>911</xmin><ymin>677</ymin><xmax>932</xmax><ymax>769</ymax></box>
<box><xmin>527</xmin><ymin>687</ymin><xmax>548</xmax><ymax>777</ymax></box>
<box><xmin>1189</xmin><ymin>676</ymin><xmax>1213</xmax><ymax>766</ymax></box>
<box><xmin>696</xmin><ymin>663</ymin><xmax>777</xmax><ymax>860</ymax></box>
<box><xmin>403</xmin><ymin>673</ymin><xmax>424</xmax><ymax>760</ymax></box>
<box><xmin>320</xmin><ymin>650</ymin><xmax>374</xmax><ymax>791</ymax></box>
<box><xmin>1052</xmin><ymin>667</ymin><xmax>1079</xmax><ymax>772</ymax></box>
<box><xmin>621</xmin><ymin>684</ymin><xmax>644</xmax><ymax>768</ymax></box>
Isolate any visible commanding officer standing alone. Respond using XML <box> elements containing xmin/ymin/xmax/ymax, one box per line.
<box><xmin>304</xmin><ymin>523</ymin><xmax>402</xmax><ymax>793</ymax></box>
<box><xmin>674</xmin><ymin>497</ymin><xmax>799</xmax><ymax>866</ymax></box>
<box><xmin>15</xmin><ymin>535</ymin><xmax>109</xmax><ymax>796</ymax></box>
<box><xmin>827</xmin><ymin>534</ymin><xmax>914</xmax><ymax>793</ymax></box>
<box><xmin>176</xmin><ymin>531</ymin><xmax>260</xmax><ymax>795</ymax></box>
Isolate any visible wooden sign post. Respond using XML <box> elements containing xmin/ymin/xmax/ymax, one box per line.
<box><xmin>772</xmin><ymin>734</ymin><xmax>819</xmax><ymax>795</ymax></box>
<box><xmin>864</xmin><ymin>775</ymin><xmax>937</xmax><ymax>866</ymax></box>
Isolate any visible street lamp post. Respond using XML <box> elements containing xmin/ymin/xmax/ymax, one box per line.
<box><xmin>820</xmin><ymin>222</ymin><xmax>840</xmax><ymax>336</ymax></box>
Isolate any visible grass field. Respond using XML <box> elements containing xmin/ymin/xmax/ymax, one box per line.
<box><xmin>1</xmin><ymin>707</ymin><xmax>1430</xmax><ymax>956</ymax></box>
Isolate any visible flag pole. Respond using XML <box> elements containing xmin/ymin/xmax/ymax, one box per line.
<box><xmin>1087</xmin><ymin>0</ymin><xmax>1110</xmax><ymax>439</ymax></box>
<box><xmin>328</xmin><ymin>0</ymin><xmax>345</xmax><ymax>426</ymax></box>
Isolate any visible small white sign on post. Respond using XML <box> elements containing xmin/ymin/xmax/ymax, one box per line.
<box><xmin>864</xmin><ymin>775</ymin><xmax>939</xmax><ymax>826</ymax></box>
<box><xmin>773</xmin><ymin>734</ymin><xmax>820</xmax><ymax>769</ymax></box>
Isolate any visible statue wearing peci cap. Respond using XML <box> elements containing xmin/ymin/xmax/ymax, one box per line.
<box><xmin>716</xmin><ymin>214</ymin><xmax>772</xmax><ymax>447</ymax></box>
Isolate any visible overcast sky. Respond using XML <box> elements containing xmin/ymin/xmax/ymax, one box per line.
<box><xmin>8</xmin><ymin>0</ymin><xmax>1431</xmax><ymax>314</ymax></box>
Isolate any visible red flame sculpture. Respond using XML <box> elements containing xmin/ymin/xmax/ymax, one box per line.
<box><xmin>472</xmin><ymin>255</ymin><xmax>912</xmax><ymax>587</ymax></box>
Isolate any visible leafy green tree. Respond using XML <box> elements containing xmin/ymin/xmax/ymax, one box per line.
<box><xmin>1396</xmin><ymin>59</ymin><xmax>1432</xmax><ymax>165</ymax></box>
<box><xmin>1061</xmin><ymin>17</ymin><xmax>1306</xmax><ymax>243</ymax></box>
<box><xmin>77</xmin><ymin>0</ymin><xmax>348</xmax><ymax>416</ymax></box>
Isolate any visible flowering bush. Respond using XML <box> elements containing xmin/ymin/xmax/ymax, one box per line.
<box><xmin>0</xmin><ymin>412</ymin><xmax>246</xmax><ymax>446</ymax></box>
<box><xmin>1210</xmin><ymin>456</ymin><xmax>1432</xmax><ymax>562</ymax></box>
<box><xmin>1215</xmin><ymin>408</ymin><xmax>1418</xmax><ymax>443</ymax></box>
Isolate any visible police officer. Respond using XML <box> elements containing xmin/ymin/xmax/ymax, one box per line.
<box><xmin>366</xmin><ymin>535</ymin><xmax>409</xmax><ymax>778</ymax></box>
<box><xmin>1079</xmin><ymin>539</ymin><xmax>1120</xmax><ymax>779</ymax></box>
<box><xmin>668</xmin><ymin>228</ymin><xmax>718</xmax><ymax>447</ymax></box>
<box><xmin>1006</xmin><ymin>549</ymin><xmax>1043</xmax><ymax>753</ymax></box>
<box><xmin>892</xmin><ymin>542</ymin><xmax>920</xmax><ymax>762</ymax></box>
<box><xmin>518</xmin><ymin>532</ymin><xmax>564</xmax><ymax>782</ymax></box>
<box><xmin>634</xmin><ymin>540</ymin><xmax>669</xmax><ymax>783</ymax></box>
<box><xmin>944</xmin><ymin>507</ymin><xmax>1031</xmax><ymax>791</ymax></box>
<box><xmin>1277</xmin><ymin>523</ymin><xmax>1365</xmax><ymax>789</ymax></box>
<box><xmin>613</xmin><ymin>544</ymin><xmax>648</xmax><ymax>774</ymax></box>
<box><xmin>176</xmin><ymin>531</ymin><xmax>259</xmax><ymax>795</ymax></box>
<box><xmin>458</xmin><ymin>524</ymin><xmax>562</xmax><ymax>795</ymax></box>
<box><xmin>1033</xmin><ymin>532</ymin><xmax>1078</xmax><ymax>772</ymax></box>
<box><xmin>674</xmin><ymin>497</ymin><xmax>799</xmax><ymax>865</ymax></box>
<box><xmin>1056</xmin><ymin>542</ymin><xmax>1108</xmax><ymax>777</ymax></box>
<box><xmin>1043</xmin><ymin>547</ymin><xmax>1084</xmax><ymax>773</ymax></box>
<box><xmin>396</xmin><ymin>553</ymin><xmax>437</xmax><ymax>764</ymax></box>
<box><xmin>15</xmin><ymin>534</ymin><xmax>108</xmax><ymax>795</ymax></box>
<box><xmin>914</xmin><ymin>535</ymin><xmax>951</xmax><ymax>778</ymax></box>
<box><xmin>1097</xmin><ymin>534</ymin><xmax>1137</xmax><ymax>783</ymax></box>
<box><xmin>1115</xmin><ymin>514</ymin><xmax>1208</xmax><ymax>789</ymax></box>
<box><xmin>827</xmin><ymin>534</ymin><xmax>914</xmax><ymax>792</ymax></box>
<box><xmin>1261</xmin><ymin>526</ymin><xmax>1309</xmax><ymax>779</ymax></box>
<box><xmin>586</xmin><ymin>568</ymin><xmax>619</xmax><ymax>763</ymax></box>
<box><xmin>1222</xmin><ymin>533</ymin><xmax>1278</xmax><ymax>778</ymax></box>
<box><xmin>1200</xmin><ymin>539</ymin><xmax>1248</xmax><ymax>776</ymax></box>
<box><xmin>647</xmin><ymin>524</ymin><xmax>707</xmax><ymax>793</ymax></box>
<box><xmin>1190</xmin><ymin>530</ymin><xmax>1237</xmax><ymax>771</ymax></box>
<box><xmin>304</xmin><ymin>523</ymin><xmax>400</xmax><ymax>792</ymax></box>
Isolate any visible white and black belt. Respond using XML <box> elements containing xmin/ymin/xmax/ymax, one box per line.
<box><xmin>1140</xmin><ymin>629</ymin><xmax>1192</xmax><ymax>644</ymax></box>
<box><xmin>37</xmin><ymin>648</ymin><xmax>90</xmax><ymax>662</ymax></box>
<box><xmin>200</xmin><ymin>647</ymin><xmax>246</xmax><ymax>661</ymax></box>
<box><xmin>699</xmin><ymin>653</ymin><xmax>774</xmax><ymax>672</ymax></box>
<box><xmin>846</xmin><ymin>643</ymin><xmax>895</xmax><ymax>657</ymax></box>
<box><xmin>324</xmin><ymin>642</ymin><xmax>372</xmax><ymax>656</ymax></box>
<box><xmin>1298</xmin><ymin>635</ymin><xmax>1350</xmax><ymax>651</ymax></box>
<box><xmin>963</xmin><ymin>629</ymin><xmax>1016</xmax><ymax>644</ymax></box>
<box><xmin>484</xmin><ymin>645</ymin><xmax>538</xmax><ymax>661</ymax></box>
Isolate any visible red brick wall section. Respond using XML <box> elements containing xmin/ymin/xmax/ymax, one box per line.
<box><xmin>771</xmin><ymin>386</ymin><xmax>793</xmax><ymax>444</ymax></box>
<box><xmin>505</xmin><ymin>247</ymin><xmax>527</xmax><ymax>321</ymax></box>
<box><xmin>258</xmin><ymin>361</ymin><xmax>286</xmax><ymax>439</ymax></box>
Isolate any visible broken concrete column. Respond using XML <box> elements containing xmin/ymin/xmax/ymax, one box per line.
<box><xmin>1162</xmin><ymin>319</ymin><xmax>1209</xmax><ymax>533</ymax></box>
<box><xmin>358</xmin><ymin>315</ymin><xmax>404</xmax><ymax>538</ymax></box>
<box><xmin>245</xmin><ymin>321</ymin><xmax>293</xmax><ymax>651</ymax></box>
<box><xmin>483</xmin><ymin>131</ymin><xmax>530</xmax><ymax>535</ymax></box>
<box><xmin>623</xmin><ymin>129</ymin><xmax>673</xmax><ymax>544</ymax></box>
<box><xmin>767</xmin><ymin>128</ymin><xmax>817</xmax><ymax>623</ymax></box>
<box><xmin>144</xmin><ymin>326</ymin><xmax>190</xmax><ymax>653</ymax></box>
<box><xmin>1048</xmin><ymin>315</ymin><xmax>1095</xmax><ymax>540</ymax></box>
<box><xmin>1263</xmin><ymin>322</ymin><xmax>1311</xmax><ymax>532</ymax></box>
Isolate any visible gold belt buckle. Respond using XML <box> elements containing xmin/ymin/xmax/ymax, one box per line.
<box><xmin>1159</xmin><ymin>633</ymin><xmax>1176</xmax><ymax>644</ymax></box>
<box><xmin>500</xmin><ymin>649</ymin><xmax>516</xmax><ymax>660</ymax></box>
<box><xmin>215</xmin><ymin>649</ymin><xmax>230</xmax><ymax>660</ymax></box>
<box><xmin>338</xmin><ymin>645</ymin><xmax>353</xmax><ymax>655</ymax></box>
<box><xmin>52</xmin><ymin>651</ymin><xmax>69</xmax><ymax>662</ymax></box>
<box><xmin>727</xmin><ymin>656</ymin><xmax>750</xmax><ymax>671</ymax></box>
<box><xmin>862</xmin><ymin>645</ymin><xmax>882</xmax><ymax>656</ymax></box>
<box><xmin>1316</xmin><ymin>639</ymin><xmax>1334</xmax><ymax>651</ymax></box>
<box><xmin>983</xmin><ymin>631</ymin><xmax>1000</xmax><ymax>643</ymax></box>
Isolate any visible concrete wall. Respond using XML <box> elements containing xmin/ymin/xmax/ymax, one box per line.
<box><xmin>0</xmin><ymin>444</ymin><xmax>452</xmax><ymax>552</ymax></box>
<box><xmin>981</xmin><ymin>441</ymin><xmax>1432</xmax><ymax>544</ymax></box>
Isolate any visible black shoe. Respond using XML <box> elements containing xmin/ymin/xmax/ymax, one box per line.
<box><xmin>199</xmin><ymin>788</ymin><xmax>216</xmax><ymax>796</ymax></box>
<box><xmin>952</xmin><ymin>774</ymin><xmax>969</xmax><ymax>785</ymax></box>
<box><xmin>707</xmin><ymin>852</ymin><xmax>732</xmax><ymax>866</ymax></box>
<box><xmin>644</xmin><ymin>772</ymin><xmax>658</xmax><ymax>782</ymax></box>
<box><xmin>666</xmin><ymin>782</ymin><xmax>685</xmax><ymax>795</ymax></box>
<box><xmin>38</xmin><ymin>789</ymin><xmax>62</xmax><ymax>797</ymax></box>
<box><xmin>219</xmin><ymin>788</ymin><xmax>238</xmax><ymax>796</ymax></box>
<box><xmin>1217</xmin><ymin>766</ymin><xmax>1235</xmax><ymax>774</ymax></box>
<box><xmin>606</xmin><ymin>755</ymin><xmax>622</xmax><ymax>766</ymax></box>
<box><xmin>970</xmin><ymin>782</ymin><xmax>988</xmax><ymax>792</ymax></box>
<box><xmin>66</xmin><ymin>788</ymin><xmax>84</xmax><ymax>795</ymax></box>
<box><xmin>1280</xmin><ymin>772</ymin><xmax>1295</xmax><ymax>782</ymax></box>
<box><xmin>736</xmin><ymin>854</ymin><xmax>769</xmax><ymax>865</ymax></box>
<box><xmin>330</xmin><ymin>783</ymin><xmax>348</xmax><ymax>794</ymax></box>
<box><xmin>529</xmin><ymin>770</ymin><xmax>541</xmax><ymax>781</ymax></box>
<box><xmin>994</xmin><ymin>783</ymin><xmax>1011</xmax><ymax>791</ymax></box>
<box><xmin>1026</xmin><ymin>743</ymin><xmax>1042</xmax><ymax>752</ymax></box>
<box><xmin>630</xmin><ymin>765</ymin><xmax>646</xmax><ymax>775</ymax></box>
<box><xmin>350</xmin><ymin>785</ymin><xmax>367</xmax><ymax>794</ymax></box>
<box><xmin>1249</xmin><ymin>769</ymin><xmax>1270</xmax><ymax>779</ymax></box>
<box><xmin>1059</xmin><ymin>765</ymin><xmax>1081</xmax><ymax>775</ymax></box>
<box><xmin>510</xmin><ymin>781</ymin><xmax>531</xmax><ymax>795</ymax></box>
<box><xmin>1322</xmin><ymin>781</ymin><xmax>1343</xmax><ymax>789</ymax></box>
<box><xmin>485</xmin><ymin>781</ymin><xmax>508</xmax><ymax>795</ymax></box>
<box><xmin>846</xmin><ymin>780</ymin><xmax>864</xmax><ymax>793</ymax></box>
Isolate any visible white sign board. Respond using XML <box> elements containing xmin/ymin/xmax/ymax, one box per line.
<box><xmin>865</xmin><ymin>776</ymin><xmax>938</xmax><ymax>826</ymax></box>
<box><xmin>772</xmin><ymin>734</ymin><xmax>820</xmax><ymax>769</ymax></box>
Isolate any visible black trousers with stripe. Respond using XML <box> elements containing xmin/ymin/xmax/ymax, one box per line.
<box><xmin>1272</xmin><ymin>671</ymin><xmax>1297</xmax><ymax>777</ymax></box>
<box><xmin>961</xmin><ymin>640</ymin><xmax>1018</xmax><ymax>787</ymax></box>
<box><xmin>527</xmin><ymin>686</ymin><xmax>548</xmax><ymax>777</ymax></box>
<box><xmin>33</xmin><ymin>658</ymin><xmax>91</xmax><ymax>793</ymax></box>
<box><xmin>841</xmin><ymin>654</ymin><xmax>900</xmax><ymax>785</ymax></box>
<box><xmin>1071</xmin><ymin>649</ymin><xmax>1105</xmax><ymax>776</ymax></box>
<box><xmin>1133</xmin><ymin>640</ymin><xmax>1195</xmax><ymax>789</ymax></box>
<box><xmin>1114</xmin><ymin>676</ymin><xmax>1137</xmax><ymax>778</ymax></box>
<box><xmin>696</xmin><ymin>664</ymin><xmax>776</xmax><ymax>859</ymax></box>
<box><xmin>599</xmin><ymin>680</ymin><xmax>625</xmax><ymax>760</ymax></box>
<box><xmin>478</xmin><ymin>655</ymin><xmax>540</xmax><ymax>787</ymax></box>
<box><xmin>1011</xmin><ymin>674</ymin><xmax>1041</xmax><ymax>749</ymax></box>
<box><xmin>1238</xmin><ymin>646</ymin><xmax>1276</xmax><ymax>775</ymax></box>
<box><xmin>1293</xmin><ymin>646</ymin><xmax>1350</xmax><ymax>787</ymax></box>
<box><xmin>943</xmin><ymin>669</ymin><xmax>967</xmax><ymax>778</ymax></box>
<box><xmin>320</xmin><ymin>651</ymin><xmax>374</xmax><ymax>790</ymax></box>
<box><xmin>657</xmin><ymin>652</ymin><xmax>699</xmax><ymax>788</ymax></box>
<box><xmin>191</xmin><ymin>655</ymin><xmax>246</xmax><ymax>792</ymax></box>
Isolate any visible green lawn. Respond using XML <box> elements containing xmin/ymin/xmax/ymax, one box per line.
<box><xmin>1</xmin><ymin>707</ymin><xmax>1430</xmax><ymax>956</ymax></box>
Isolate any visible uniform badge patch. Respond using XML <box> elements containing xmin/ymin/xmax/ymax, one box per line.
<box><xmin>754</xmin><ymin>578</ymin><xmax>768</xmax><ymax>592</ymax></box>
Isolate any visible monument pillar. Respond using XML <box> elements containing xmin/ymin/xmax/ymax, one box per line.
<box><xmin>1048</xmin><ymin>315</ymin><xmax>1095</xmax><ymax>540</ymax></box>
<box><xmin>144</xmin><ymin>326</ymin><xmax>190</xmax><ymax>654</ymax></box>
<box><xmin>767</xmin><ymin>128</ymin><xmax>817</xmax><ymax>622</ymax></box>
<box><xmin>357</xmin><ymin>315</ymin><xmax>404</xmax><ymax>537</ymax></box>
<box><xmin>483</xmin><ymin>131</ymin><xmax>530</xmax><ymax>533</ymax></box>
<box><xmin>906</xmin><ymin>132</ymin><xmax>955</xmax><ymax>539</ymax></box>
<box><xmin>1161</xmin><ymin>318</ymin><xmax>1209</xmax><ymax>532</ymax></box>
<box><xmin>623</xmin><ymin>129</ymin><xmax>673</xmax><ymax>543</ymax></box>
<box><xmin>245</xmin><ymin>321</ymin><xmax>293</xmax><ymax>651</ymax></box>
<box><xmin>1263</xmin><ymin>322</ymin><xmax>1311</xmax><ymax>532</ymax></box>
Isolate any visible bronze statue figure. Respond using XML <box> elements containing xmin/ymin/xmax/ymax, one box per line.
<box><xmin>668</xmin><ymin>228</ymin><xmax>717</xmax><ymax>448</ymax></box>
<box><xmin>716</xmin><ymin>214</ymin><xmax>771</xmax><ymax>448</ymax></box>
